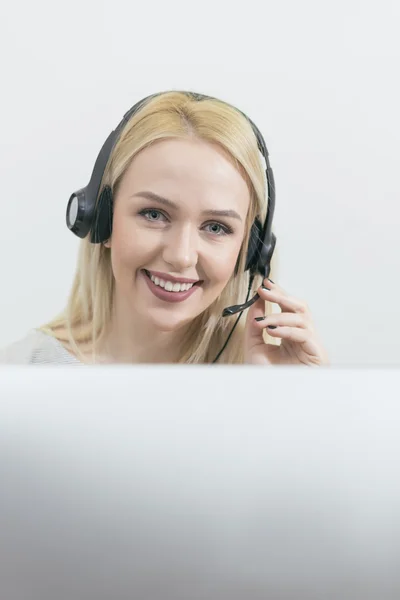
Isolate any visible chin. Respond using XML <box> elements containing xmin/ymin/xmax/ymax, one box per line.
<box><xmin>144</xmin><ymin>311</ymin><xmax>194</xmax><ymax>333</ymax></box>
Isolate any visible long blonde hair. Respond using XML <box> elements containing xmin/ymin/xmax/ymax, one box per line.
<box><xmin>39</xmin><ymin>91</ymin><xmax>279</xmax><ymax>363</ymax></box>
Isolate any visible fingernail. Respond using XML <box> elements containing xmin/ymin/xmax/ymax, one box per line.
<box><xmin>261</xmin><ymin>284</ymin><xmax>271</xmax><ymax>291</ymax></box>
<box><xmin>268</xmin><ymin>278</ymin><xmax>275</xmax><ymax>284</ymax></box>
<box><xmin>267</xmin><ymin>325</ymin><xmax>277</xmax><ymax>329</ymax></box>
<box><xmin>255</xmin><ymin>316</ymin><xmax>266</xmax><ymax>322</ymax></box>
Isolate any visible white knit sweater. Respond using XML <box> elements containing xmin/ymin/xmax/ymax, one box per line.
<box><xmin>0</xmin><ymin>330</ymin><xmax>82</xmax><ymax>365</ymax></box>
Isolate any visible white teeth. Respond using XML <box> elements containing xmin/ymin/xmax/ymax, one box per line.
<box><xmin>149</xmin><ymin>273</ymin><xmax>195</xmax><ymax>293</ymax></box>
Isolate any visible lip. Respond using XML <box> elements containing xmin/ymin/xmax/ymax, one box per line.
<box><xmin>141</xmin><ymin>270</ymin><xmax>202</xmax><ymax>304</ymax></box>
<box><xmin>146</xmin><ymin>269</ymin><xmax>200</xmax><ymax>284</ymax></box>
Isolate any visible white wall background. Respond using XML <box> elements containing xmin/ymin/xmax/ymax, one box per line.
<box><xmin>0</xmin><ymin>0</ymin><xmax>399</xmax><ymax>366</ymax></box>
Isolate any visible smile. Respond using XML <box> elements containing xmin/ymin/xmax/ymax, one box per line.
<box><xmin>147</xmin><ymin>272</ymin><xmax>195</xmax><ymax>292</ymax></box>
<box><xmin>142</xmin><ymin>270</ymin><xmax>202</xmax><ymax>303</ymax></box>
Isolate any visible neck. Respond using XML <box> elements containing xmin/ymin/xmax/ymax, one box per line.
<box><xmin>98</xmin><ymin>299</ymin><xmax>189</xmax><ymax>364</ymax></box>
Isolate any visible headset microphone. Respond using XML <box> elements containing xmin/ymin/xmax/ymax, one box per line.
<box><xmin>222</xmin><ymin>292</ymin><xmax>260</xmax><ymax>318</ymax></box>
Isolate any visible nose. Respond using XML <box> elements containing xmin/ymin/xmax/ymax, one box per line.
<box><xmin>162</xmin><ymin>224</ymin><xmax>198</xmax><ymax>272</ymax></box>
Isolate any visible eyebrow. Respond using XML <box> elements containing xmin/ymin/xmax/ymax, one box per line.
<box><xmin>132</xmin><ymin>191</ymin><xmax>243</xmax><ymax>221</ymax></box>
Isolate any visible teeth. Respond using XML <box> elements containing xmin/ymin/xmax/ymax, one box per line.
<box><xmin>149</xmin><ymin>273</ymin><xmax>195</xmax><ymax>293</ymax></box>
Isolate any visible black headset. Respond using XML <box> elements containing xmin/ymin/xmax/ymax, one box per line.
<box><xmin>66</xmin><ymin>91</ymin><xmax>277</xmax><ymax>362</ymax></box>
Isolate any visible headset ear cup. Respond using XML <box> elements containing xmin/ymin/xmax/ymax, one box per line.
<box><xmin>90</xmin><ymin>186</ymin><xmax>113</xmax><ymax>244</ymax></box>
<box><xmin>257</xmin><ymin>231</ymin><xmax>277</xmax><ymax>278</ymax></box>
<box><xmin>245</xmin><ymin>218</ymin><xmax>263</xmax><ymax>271</ymax></box>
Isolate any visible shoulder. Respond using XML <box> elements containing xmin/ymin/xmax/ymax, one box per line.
<box><xmin>0</xmin><ymin>330</ymin><xmax>44</xmax><ymax>364</ymax></box>
<box><xmin>0</xmin><ymin>329</ymin><xmax>81</xmax><ymax>365</ymax></box>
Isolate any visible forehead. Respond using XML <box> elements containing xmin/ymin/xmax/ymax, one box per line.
<box><xmin>119</xmin><ymin>138</ymin><xmax>251</xmax><ymax>213</ymax></box>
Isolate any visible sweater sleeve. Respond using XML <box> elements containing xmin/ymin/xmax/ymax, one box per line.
<box><xmin>0</xmin><ymin>330</ymin><xmax>82</xmax><ymax>365</ymax></box>
<box><xmin>0</xmin><ymin>330</ymin><xmax>41</xmax><ymax>364</ymax></box>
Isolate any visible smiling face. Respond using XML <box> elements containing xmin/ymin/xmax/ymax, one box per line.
<box><xmin>105</xmin><ymin>137</ymin><xmax>251</xmax><ymax>332</ymax></box>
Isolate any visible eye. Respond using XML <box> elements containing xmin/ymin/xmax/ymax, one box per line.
<box><xmin>203</xmin><ymin>222</ymin><xmax>234</xmax><ymax>236</ymax></box>
<box><xmin>139</xmin><ymin>209</ymin><xmax>167</xmax><ymax>222</ymax></box>
<box><xmin>138</xmin><ymin>209</ymin><xmax>233</xmax><ymax>236</ymax></box>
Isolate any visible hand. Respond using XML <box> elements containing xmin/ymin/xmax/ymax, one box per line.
<box><xmin>244</xmin><ymin>278</ymin><xmax>330</xmax><ymax>366</ymax></box>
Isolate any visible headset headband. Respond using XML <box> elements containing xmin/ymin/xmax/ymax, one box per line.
<box><xmin>66</xmin><ymin>90</ymin><xmax>276</xmax><ymax>278</ymax></box>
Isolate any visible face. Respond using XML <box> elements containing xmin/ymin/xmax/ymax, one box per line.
<box><xmin>105</xmin><ymin>137</ymin><xmax>251</xmax><ymax>332</ymax></box>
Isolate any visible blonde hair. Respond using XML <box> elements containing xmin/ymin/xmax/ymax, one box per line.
<box><xmin>39</xmin><ymin>91</ymin><xmax>279</xmax><ymax>363</ymax></box>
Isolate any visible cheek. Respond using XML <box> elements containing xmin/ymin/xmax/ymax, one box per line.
<box><xmin>108</xmin><ymin>221</ymin><xmax>141</xmax><ymax>278</ymax></box>
<box><xmin>204</xmin><ymin>239</ymin><xmax>243</xmax><ymax>285</ymax></box>
<box><xmin>112</xmin><ymin>212</ymin><xmax>158</xmax><ymax>256</ymax></box>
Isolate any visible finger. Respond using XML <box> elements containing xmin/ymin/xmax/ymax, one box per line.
<box><xmin>263</xmin><ymin>324</ymin><xmax>323</xmax><ymax>361</ymax></box>
<box><xmin>260</xmin><ymin>326</ymin><xmax>308</xmax><ymax>341</ymax></box>
<box><xmin>258</xmin><ymin>279</ymin><xmax>310</xmax><ymax>315</ymax></box>
<box><xmin>253</xmin><ymin>313</ymin><xmax>309</xmax><ymax>331</ymax></box>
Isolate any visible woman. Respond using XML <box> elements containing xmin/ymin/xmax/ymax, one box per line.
<box><xmin>0</xmin><ymin>90</ymin><xmax>329</xmax><ymax>366</ymax></box>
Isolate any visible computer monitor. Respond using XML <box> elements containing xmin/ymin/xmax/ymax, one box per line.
<box><xmin>0</xmin><ymin>365</ymin><xmax>399</xmax><ymax>599</ymax></box>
